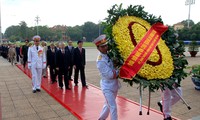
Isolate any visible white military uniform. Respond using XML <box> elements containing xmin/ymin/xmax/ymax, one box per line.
<box><xmin>162</xmin><ymin>87</ymin><xmax>182</xmax><ymax>119</ymax></box>
<box><xmin>97</xmin><ymin>52</ymin><xmax>120</xmax><ymax>120</ymax></box>
<box><xmin>28</xmin><ymin>45</ymin><xmax>46</xmax><ymax>90</ymax></box>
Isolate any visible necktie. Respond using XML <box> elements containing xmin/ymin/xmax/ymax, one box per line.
<box><xmin>62</xmin><ymin>49</ymin><xmax>65</xmax><ymax>54</ymax></box>
<box><xmin>36</xmin><ymin>46</ymin><xmax>38</xmax><ymax>50</ymax></box>
<box><xmin>80</xmin><ymin>48</ymin><xmax>82</xmax><ymax>54</ymax></box>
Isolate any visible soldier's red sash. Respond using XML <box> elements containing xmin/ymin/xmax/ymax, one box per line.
<box><xmin>119</xmin><ymin>22</ymin><xmax>168</xmax><ymax>79</ymax></box>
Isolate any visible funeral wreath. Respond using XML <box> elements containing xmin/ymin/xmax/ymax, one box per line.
<box><xmin>103</xmin><ymin>4</ymin><xmax>188</xmax><ymax>92</ymax></box>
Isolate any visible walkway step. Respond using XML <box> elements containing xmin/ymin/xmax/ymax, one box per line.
<box><xmin>16</xmin><ymin>64</ymin><xmax>179</xmax><ymax>120</ymax></box>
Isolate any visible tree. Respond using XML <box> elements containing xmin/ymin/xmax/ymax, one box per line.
<box><xmin>19</xmin><ymin>21</ymin><xmax>28</xmax><ymax>39</ymax></box>
<box><xmin>178</xmin><ymin>21</ymin><xmax>200</xmax><ymax>40</ymax></box>
<box><xmin>4</xmin><ymin>25</ymin><xmax>20</xmax><ymax>38</ymax></box>
<box><xmin>4</xmin><ymin>20</ymin><xmax>103</xmax><ymax>42</ymax></box>
<box><xmin>82</xmin><ymin>22</ymin><xmax>99</xmax><ymax>42</ymax></box>
<box><xmin>66</xmin><ymin>26</ymin><xmax>82</xmax><ymax>41</ymax></box>
<box><xmin>181</xmin><ymin>20</ymin><xmax>195</xmax><ymax>28</ymax></box>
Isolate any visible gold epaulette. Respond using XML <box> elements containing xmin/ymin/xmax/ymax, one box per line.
<box><xmin>98</xmin><ymin>55</ymin><xmax>102</xmax><ymax>60</ymax></box>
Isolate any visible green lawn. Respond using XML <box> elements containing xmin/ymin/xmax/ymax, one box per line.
<box><xmin>14</xmin><ymin>41</ymin><xmax>96</xmax><ymax>47</ymax></box>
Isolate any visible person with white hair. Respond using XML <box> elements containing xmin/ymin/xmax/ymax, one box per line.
<box><xmin>8</xmin><ymin>44</ymin><xmax>16</xmax><ymax>65</ymax></box>
<box><xmin>28</xmin><ymin>35</ymin><xmax>46</xmax><ymax>93</ymax></box>
<box><xmin>55</xmin><ymin>42</ymin><xmax>71</xmax><ymax>90</ymax></box>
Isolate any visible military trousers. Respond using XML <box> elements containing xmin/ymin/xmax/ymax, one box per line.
<box><xmin>99</xmin><ymin>89</ymin><xmax>118</xmax><ymax>120</ymax></box>
<box><xmin>31</xmin><ymin>67</ymin><xmax>42</xmax><ymax>90</ymax></box>
<box><xmin>162</xmin><ymin>87</ymin><xmax>182</xmax><ymax>118</ymax></box>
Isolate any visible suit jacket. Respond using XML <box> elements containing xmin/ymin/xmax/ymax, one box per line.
<box><xmin>8</xmin><ymin>47</ymin><xmax>16</xmax><ymax>58</ymax></box>
<box><xmin>22</xmin><ymin>45</ymin><xmax>28</xmax><ymax>57</ymax></box>
<box><xmin>66</xmin><ymin>46</ymin><xmax>74</xmax><ymax>66</ymax></box>
<box><xmin>47</xmin><ymin>47</ymin><xmax>57</xmax><ymax>67</ymax></box>
<box><xmin>55</xmin><ymin>49</ymin><xmax>70</xmax><ymax>69</ymax></box>
<box><xmin>73</xmin><ymin>47</ymin><xmax>86</xmax><ymax>67</ymax></box>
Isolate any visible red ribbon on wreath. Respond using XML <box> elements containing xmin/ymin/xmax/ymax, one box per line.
<box><xmin>119</xmin><ymin>22</ymin><xmax>168</xmax><ymax>80</ymax></box>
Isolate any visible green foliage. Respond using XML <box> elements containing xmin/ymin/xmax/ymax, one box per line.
<box><xmin>4</xmin><ymin>21</ymin><xmax>102</xmax><ymax>42</ymax></box>
<box><xmin>181</xmin><ymin>20</ymin><xmax>195</xmax><ymax>28</ymax></box>
<box><xmin>104</xmin><ymin>4</ymin><xmax>188</xmax><ymax>92</ymax></box>
<box><xmin>189</xmin><ymin>65</ymin><xmax>200</xmax><ymax>79</ymax></box>
<box><xmin>19</xmin><ymin>21</ymin><xmax>28</xmax><ymax>39</ymax></box>
<box><xmin>178</xmin><ymin>21</ymin><xmax>200</xmax><ymax>40</ymax></box>
<box><xmin>188</xmin><ymin>40</ymin><xmax>199</xmax><ymax>52</ymax></box>
<box><xmin>82</xmin><ymin>22</ymin><xmax>99</xmax><ymax>41</ymax></box>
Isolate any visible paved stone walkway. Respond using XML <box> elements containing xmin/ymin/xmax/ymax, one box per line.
<box><xmin>0</xmin><ymin>56</ymin><xmax>77</xmax><ymax>120</ymax></box>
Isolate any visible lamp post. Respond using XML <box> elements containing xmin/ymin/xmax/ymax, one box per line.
<box><xmin>0</xmin><ymin>0</ymin><xmax>2</xmax><ymax>44</ymax></box>
<box><xmin>98</xmin><ymin>20</ymin><xmax>101</xmax><ymax>36</ymax></box>
<box><xmin>185</xmin><ymin>0</ymin><xmax>195</xmax><ymax>28</ymax></box>
<box><xmin>35</xmin><ymin>16</ymin><xmax>40</xmax><ymax>35</ymax></box>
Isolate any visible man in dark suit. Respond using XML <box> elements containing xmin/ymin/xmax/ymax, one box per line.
<box><xmin>56</xmin><ymin>42</ymin><xmax>71</xmax><ymax>90</ymax></box>
<box><xmin>66</xmin><ymin>40</ymin><xmax>74</xmax><ymax>81</ymax></box>
<box><xmin>73</xmin><ymin>40</ymin><xmax>87</xmax><ymax>88</ymax></box>
<box><xmin>15</xmin><ymin>45</ymin><xmax>20</xmax><ymax>63</ymax></box>
<box><xmin>47</xmin><ymin>43</ymin><xmax>57</xmax><ymax>84</ymax></box>
<box><xmin>21</xmin><ymin>39</ymin><xmax>29</xmax><ymax>69</ymax></box>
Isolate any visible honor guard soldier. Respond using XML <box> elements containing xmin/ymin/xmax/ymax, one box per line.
<box><xmin>28</xmin><ymin>35</ymin><xmax>46</xmax><ymax>93</ymax></box>
<box><xmin>158</xmin><ymin>86</ymin><xmax>182</xmax><ymax>120</ymax></box>
<box><xmin>93</xmin><ymin>34</ymin><xmax>121</xmax><ymax>120</ymax></box>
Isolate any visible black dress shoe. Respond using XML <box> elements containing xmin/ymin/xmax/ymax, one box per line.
<box><xmin>157</xmin><ymin>101</ymin><xmax>163</xmax><ymax>112</ymax></box>
<box><xmin>164</xmin><ymin>116</ymin><xmax>172</xmax><ymax>120</ymax></box>
<box><xmin>83</xmin><ymin>85</ymin><xmax>88</xmax><ymax>89</ymax></box>
<box><xmin>66</xmin><ymin>87</ymin><xmax>71</xmax><ymax>90</ymax></box>
<box><xmin>75</xmin><ymin>84</ymin><xmax>78</xmax><ymax>86</ymax></box>
<box><xmin>36</xmin><ymin>89</ymin><xmax>41</xmax><ymax>92</ymax></box>
<box><xmin>32</xmin><ymin>90</ymin><xmax>36</xmax><ymax>93</ymax></box>
<box><xmin>43</xmin><ymin>76</ymin><xmax>47</xmax><ymax>78</ymax></box>
<box><xmin>51</xmin><ymin>80</ymin><xmax>57</xmax><ymax>84</ymax></box>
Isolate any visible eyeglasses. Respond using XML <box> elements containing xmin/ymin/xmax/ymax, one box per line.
<box><xmin>34</xmin><ymin>41</ymin><xmax>40</xmax><ymax>42</ymax></box>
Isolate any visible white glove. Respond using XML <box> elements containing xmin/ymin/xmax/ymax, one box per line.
<box><xmin>28</xmin><ymin>66</ymin><xmax>31</xmax><ymax>69</ymax></box>
<box><xmin>42</xmin><ymin>64</ymin><xmax>46</xmax><ymax>69</ymax></box>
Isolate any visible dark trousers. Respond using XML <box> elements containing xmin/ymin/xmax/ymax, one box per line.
<box><xmin>68</xmin><ymin>65</ymin><xmax>73</xmax><ymax>80</ymax></box>
<box><xmin>58</xmin><ymin>68</ymin><xmax>69</xmax><ymax>88</ymax></box>
<box><xmin>49</xmin><ymin>66</ymin><xmax>56</xmax><ymax>82</ymax></box>
<box><xmin>16</xmin><ymin>54</ymin><xmax>20</xmax><ymax>62</ymax></box>
<box><xmin>74</xmin><ymin>66</ymin><xmax>86</xmax><ymax>86</ymax></box>
<box><xmin>23</xmin><ymin>56</ymin><xmax>27</xmax><ymax>68</ymax></box>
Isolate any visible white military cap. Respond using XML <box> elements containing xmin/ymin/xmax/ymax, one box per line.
<box><xmin>32</xmin><ymin>35</ymin><xmax>41</xmax><ymax>41</ymax></box>
<box><xmin>93</xmin><ymin>34</ymin><xmax>107</xmax><ymax>47</ymax></box>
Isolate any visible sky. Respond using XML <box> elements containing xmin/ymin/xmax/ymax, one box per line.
<box><xmin>1</xmin><ymin>0</ymin><xmax>200</xmax><ymax>33</ymax></box>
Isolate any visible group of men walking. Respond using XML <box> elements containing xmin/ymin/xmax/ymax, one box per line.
<box><xmin>25</xmin><ymin>35</ymin><xmax>87</xmax><ymax>93</ymax></box>
<box><xmin>0</xmin><ymin>40</ymin><xmax>30</xmax><ymax>66</ymax></box>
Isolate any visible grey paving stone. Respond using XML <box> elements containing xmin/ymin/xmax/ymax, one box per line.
<box><xmin>18</xmin><ymin>113</ymin><xmax>41</xmax><ymax>120</ymax></box>
<box><xmin>33</xmin><ymin>105</ymin><xmax>53</xmax><ymax>113</ymax></box>
<box><xmin>2</xmin><ymin>111</ymin><xmax>18</xmax><ymax>119</ymax></box>
<box><xmin>17</xmin><ymin>108</ymin><xmax>36</xmax><ymax>116</ymax></box>
<box><xmin>38</xmin><ymin>111</ymin><xmax>59</xmax><ymax>119</ymax></box>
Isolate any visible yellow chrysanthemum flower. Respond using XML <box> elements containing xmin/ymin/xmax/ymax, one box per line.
<box><xmin>112</xmin><ymin>16</ymin><xmax>174</xmax><ymax>80</ymax></box>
